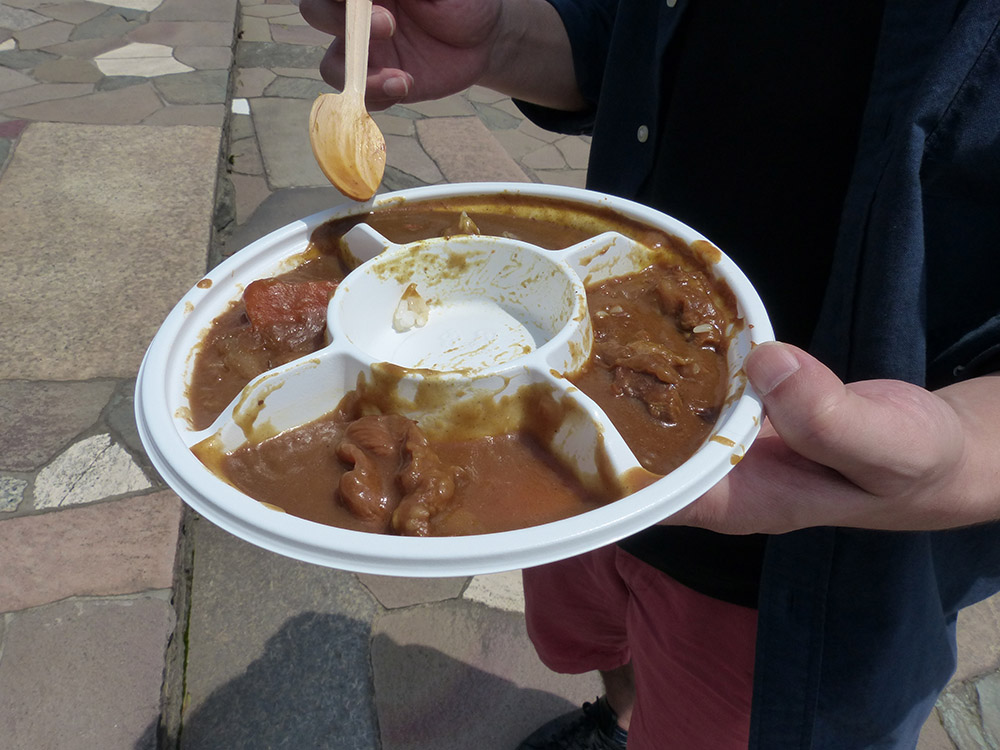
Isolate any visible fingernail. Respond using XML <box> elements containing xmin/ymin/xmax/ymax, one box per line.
<box><xmin>747</xmin><ymin>342</ymin><xmax>801</xmax><ymax>396</ymax></box>
<box><xmin>383</xmin><ymin>75</ymin><xmax>409</xmax><ymax>99</ymax></box>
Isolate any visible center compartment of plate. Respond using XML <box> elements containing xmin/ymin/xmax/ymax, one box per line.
<box><xmin>331</xmin><ymin>235</ymin><xmax>588</xmax><ymax>372</ymax></box>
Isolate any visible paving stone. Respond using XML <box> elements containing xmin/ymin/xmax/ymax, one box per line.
<box><xmin>153</xmin><ymin>69</ymin><xmax>228</xmax><ymax>104</ymax></box>
<box><xmin>488</xmin><ymin>94</ymin><xmax>530</xmax><ymax>119</ymax></box>
<box><xmin>918</xmin><ymin>709</ymin><xmax>958</xmax><ymax>750</ymax></box>
<box><xmin>472</xmin><ymin>100</ymin><xmax>524</xmax><ymax>131</ymax></box>
<box><xmin>463</xmin><ymin>570</ymin><xmax>526</xmax><ymax>613</ymax></box>
<box><xmin>7</xmin><ymin>79</ymin><xmax>162</xmax><ymax>121</ymax></box>
<box><xmin>180</xmin><ymin>517</ymin><xmax>380</xmax><ymax>750</ymax></box>
<box><xmin>0</xmin><ymin>0</ymin><xmax>45</xmax><ymax>12</ymax></box>
<box><xmin>0</xmin><ymin>66</ymin><xmax>35</xmax><ymax>94</ymax></box>
<box><xmin>268</xmin><ymin>10</ymin><xmax>309</xmax><ymax>26</ymax></box>
<box><xmin>0</xmin><ymin>117</ymin><xmax>29</xmax><ymax>137</ymax></box>
<box><xmin>128</xmin><ymin>20</ymin><xmax>235</xmax><ymax>47</ymax></box>
<box><xmin>106</xmin><ymin>378</ymin><xmax>144</xmax><ymax>455</ymax></box>
<box><xmin>521</xmin><ymin>142</ymin><xmax>568</xmax><ymax>170</ymax></box>
<box><xmin>977</xmin><ymin>672</ymin><xmax>1000</xmax><ymax>748</ymax></box>
<box><xmin>12</xmin><ymin>18</ymin><xmax>72</xmax><ymax>49</ymax></box>
<box><xmin>381</xmin><ymin>162</ymin><xmax>436</xmax><ymax>193</ymax></box>
<box><xmin>228</xmin><ymin>133</ymin><xmax>264</xmax><ymax>174</ymax></box>
<box><xmin>32</xmin><ymin>56</ymin><xmax>103</xmax><ymax>83</ymax></box>
<box><xmin>555</xmin><ymin>134</ymin><xmax>592</xmax><ymax>170</ymax></box>
<box><xmin>272</xmin><ymin>65</ymin><xmax>325</xmax><ymax>80</ymax></box>
<box><xmin>492</xmin><ymin>127</ymin><xmax>550</xmax><ymax>163</ymax></box>
<box><xmin>221</xmin><ymin>185</ymin><xmax>349</xmax><ymax>258</ymax></box>
<box><xmin>516</xmin><ymin>116</ymin><xmax>565</xmax><ymax>144</ymax></box>
<box><xmin>0</xmin><ymin>379</ymin><xmax>115</xmax><ymax>471</ymax></box>
<box><xmin>0</xmin><ymin>597</ymin><xmax>174</xmax><ymax>750</ymax></box>
<box><xmin>416</xmin><ymin>116</ymin><xmax>529</xmax><ymax>184</ymax></box>
<box><xmin>95</xmin><ymin>74</ymin><xmax>149</xmax><ymax>91</ymax></box>
<box><xmin>238</xmin><ymin>14</ymin><xmax>272</xmax><ymax>43</ymax></box>
<box><xmin>151</xmin><ymin>0</ymin><xmax>239</xmax><ymax>23</ymax></box>
<box><xmin>33</xmin><ymin>433</ymin><xmax>151</xmax><ymax>509</ymax></box>
<box><xmin>234</xmin><ymin>65</ymin><xmax>275</xmax><ymax>97</ymax></box>
<box><xmin>0</xmin><ymin>81</ymin><xmax>92</xmax><ymax>111</ymax></box>
<box><xmin>90</xmin><ymin>0</ymin><xmax>162</xmax><ymax>11</ymax></box>
<box><xmin>399</xmin><ymin>95</ymin><xmax>476</xmax><ymax>118</ymax></box>
<box><xmin>938</xmin><ymin>685</ymin><xmax>992</xmax><ymax>750</ymax></box>
<box><xmin>466</xmin><ymin>85</ymin><xmax>507</xmax><ymax>105</ymax></box>
<box><xmin>70</xmin><ymin>7</ymin><xmax>148</xmax><ymax>41</ymax></box>
<box><xmin>229</xmin><ymin>171</ymin><xmax>271</xmax><ymax>224</ymax></box>
<box><xmin>383</xmin><ymin>102</ymin><xmax>423</xmax><ymax>120</ymax></box>
<box><xmin>269</xmin><ymin>21</ymin><xmax>331</xmax><ymax>47</ymax></box>
<box><xmin>358</xmin><ymin>573</ymin><xmax>467</xmax><ymax>608</ymax></box>
<box><xmin>956</xmin><ymin>594</ymin><xmax>1000</xmax><ymax>682</ymax></box>
<box><xmin>173</xmin><ymin>44</ymin><xmax>231</xmax><ymax>70</ymax></box>
<box><xmin>235</xmin><ymin>40</ymin><xmax>326</xmax><ymax>69</ymax></box>
<box><xmin>0</xmin><ymin>122</ymin><xmax>219</xmax><ymax>379</ymax></box>
<box><xmin>535</xmin><ymin>167</ymin><xmax>589</xmax><ymax>189</ymax></box>
<box><xmin>0</xmin><ymin>475</ymin><xmax>28</xmax><ymax>513</ymax></box>
<box><xmin>372</xmin><ymin>598</ymin><xmax>602</xmax><ymax>750</ymax></box>
<box><xmin>229</xmin><ymin>110</ymin><xmax>254</xmax><ymax>140</ymax></box>
<box><xmin>371</xmin><ymin>111</ymin><xmax>415</xmax><ymax>136</ymax></box>
<box><xmin>386</xmin><ymin>131</ymin><xmax>442</xmax><ymax>184</ymax></box>
<box><xmin>0</xmin><ymin>491</ymin><xmax>182</xmax><ymax>611</ymax></box>
<box><xmin>143</xmin><ymin>101</ymin><xmax>225</xmax><ymax>126</ymax></box>
<box><xmin>250</xmin><ymin>95</ymin><xmax>328</xmax><ymax>188</ymax></box>
<box><xmin>243</xmin><ymin>4</ymin><xmax>303</xmax><ymax>18</ymax></box>
<box><xmin>261</xmin><ymin>73</ymin><xmax>329</xmax><ymax>99</ymax></box>
<box><xmin>41</xmin><ymin>34</ymin><xmax>121</xmax><ymax>59</ymax></box>
<box><xmin>0</xmin><ymin>4</ymin><xmax>48</xmax><ymax>31</ymax></box>
<box><xmin>0</xmin><ymin>47</ymin><xmax>57</xmax><ymax>69</ymax></box>
<box><xmin>34</xmin><ymin>2</ymin><xmax>109</xmax><ymax>25</ymax></box>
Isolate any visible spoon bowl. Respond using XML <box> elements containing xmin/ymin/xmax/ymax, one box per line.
<box><xmin>308</xmin><ymin>0</ymin><xmax>386</xmax><ymax>201</ymax></box>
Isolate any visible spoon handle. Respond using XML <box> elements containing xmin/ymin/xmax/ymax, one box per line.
<box><xmin>344</xmin><ymin>0</ymin><xmax>373</xmax><ymax>101</ymax></box>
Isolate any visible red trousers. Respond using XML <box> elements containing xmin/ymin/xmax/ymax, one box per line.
<box><xmin>523</xmin><ymin>544</ymin><xmax>758</xmax><ymax>750</ymax></box>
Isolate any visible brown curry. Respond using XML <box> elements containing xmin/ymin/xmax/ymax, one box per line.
<box><xmin>187</xmin><ymin>195</ymin><xmax>738</xmax><ymax>536</ymax></box>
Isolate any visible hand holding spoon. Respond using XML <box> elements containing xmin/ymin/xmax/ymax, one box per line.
<box><xmin>309</xmin><ymin>0</ymin><xmax>386</xmax><ymax>201</ymax></box>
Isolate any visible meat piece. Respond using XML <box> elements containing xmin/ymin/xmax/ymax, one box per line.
<box><xmin>243</xmin><ymin>278</ymin><xmax>338</xmax><ymax>351</ymax></box>
<box><xmin>336</xmin><ymin>415</ymin><xmax>413</xmax><ymax>525</ymax></box>
<box><xmin>612</xmin><ymin>367</ymin><xmax>684</xmax><ymax>425</ymax></box>
<box><xmin>655</xmin><ymin>267</ymin><xmax>719</xmax><ymax>332</ymax></box>
<box><xmin>333</xmin><ymin>414</ymin><xmax>459</xmax><ymax>536</ymax></box>
<box><xmin>336</xmin><ymin>442</ymin><xmax>393</xmax><ymax>523</ymax></box>
<box><xmin>392</xmin><ymin>427</ymin><xmax>458</xmax><ymax>537</ymax></box>
<box><xmin>596</xmin><ymin>339</ymin><xmax>688</xmax><ymax>385</ymax></box>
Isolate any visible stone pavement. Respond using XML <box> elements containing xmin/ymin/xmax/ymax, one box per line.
<box><xmin>0</xmin><ymin>1</ymin><xmax>997</xmax><ymax>749</ymax></box>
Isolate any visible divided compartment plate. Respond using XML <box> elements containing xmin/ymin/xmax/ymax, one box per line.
<box><xmin>136</xmin><ymin>183</ymin><xmax>774</xmax><ymax>576</ymax></box>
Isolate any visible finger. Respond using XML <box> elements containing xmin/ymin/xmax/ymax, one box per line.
<box><xmin>746</xmin><ymin>342</ymin><xmax>963</xmax><ymax>497</ymax></box>
<box><xmin>368</xmin><ymin>69</ymin><xmax>413</xmax><ymax>109</ymax></box>
<box><xmin>301</xmin><ymin>1</ymin><xmax>396</xmax><ymax>38</ymax></box>
<box><xmin>300</xmin><ymin>0</ymin><xmax>343</xmax><ymax>35</ymax></box>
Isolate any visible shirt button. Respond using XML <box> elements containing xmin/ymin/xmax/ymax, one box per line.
<box><xmin>637</xmin><ymin>125</ymin><xmax>649</xmax><ymax>143</ymax></box>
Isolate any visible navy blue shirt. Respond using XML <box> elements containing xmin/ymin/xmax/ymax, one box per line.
<box><xmin>518</xmin><ymin>0</ymin><xmax>1000</xmax><ymax>746</ymax></box>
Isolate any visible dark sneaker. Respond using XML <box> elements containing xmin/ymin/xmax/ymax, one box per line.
<box><xmin>516</xmin><ymin>696</ymin><xmax>629</xmax><ymax>749</ymax></box>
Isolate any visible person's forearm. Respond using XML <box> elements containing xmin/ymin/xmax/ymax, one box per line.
<box><xmin>480</xmin><ymin>0</ymin><xmax>587</xmax><ymax>111</ymax></box>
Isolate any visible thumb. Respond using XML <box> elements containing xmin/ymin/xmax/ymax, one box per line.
<box><xmin>744</xmin><ymin>342</ymin><xmax>960</xmax><ymax>497</ymax></box>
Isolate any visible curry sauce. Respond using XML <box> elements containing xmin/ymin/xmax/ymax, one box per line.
<box><xmin>187</xmin><ymin>195</ymin><xmax>739</xmax><ymax>536</ymax></box>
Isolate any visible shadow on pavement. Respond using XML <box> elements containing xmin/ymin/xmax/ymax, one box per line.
<box><xmin>140</xmin><ymin>612</ymin><xmax>577</xmax><ymax>750</ymax></box>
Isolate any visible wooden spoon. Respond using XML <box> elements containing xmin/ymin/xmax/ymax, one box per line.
<box><xmin>309</xmin><ymin>0</ymin><xmax>386</xmax><ymax>201</ymax></box>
